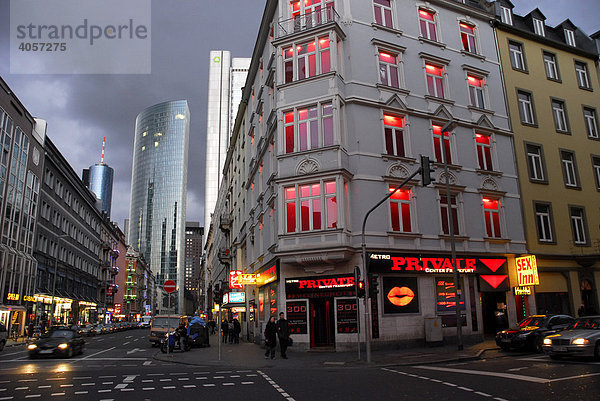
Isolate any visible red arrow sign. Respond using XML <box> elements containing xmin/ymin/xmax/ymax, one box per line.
<box><xmin>163</xmin><ymin>280</ymin><xmax>176</xmax><ymax>293</ymax></box>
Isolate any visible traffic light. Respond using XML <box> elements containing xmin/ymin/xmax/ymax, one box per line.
<box><xmin>357</xmin><ymin>280</ymin><xmax>366</xmax><ymax>298</ymax></box>
<box><xmin>213</xmin><ymin>283</ymin><xmax>222</xmax><ymax>304</ymax></box>
<box><xmin>420</xmin><ymin>155</ymin><xmax>435</xmax><ymax>186</ymax></box>
<box><xmin>368</xmin><ymin>274</ymin><xmax>379</xmax><ymax>298</ymax></box>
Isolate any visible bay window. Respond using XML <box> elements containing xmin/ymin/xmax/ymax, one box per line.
<box><xmin>383</xmin><ymin>114</ymin><xmax>405</xmax><ymax>157</ymax></box>
<box><xmin>389</xmin><ymin>186</ymin><xmax>412</xmax><ymax>232</ymax></box>
<box><xmin>283</xmin><ymin>35</ymin><xmax>332</xmax><ymax>83</ymax></box>
<box><xmin>291</xmin><ymin>0</ymin><xmax>335</xmax><ymax>31</ymax></box>
<box><xmin>482</xmin><ymin>198</ymin><xmax>501</xmax><ymax>238</ymax></box>
<box><xmin>285</xmin><ymin>180</ymin><xmax>338</xmax><ymax>233</ymax></box>
<box><xmin>283</xmin><ymin>101</ymin><xmax>334</xmax><ymax>154</ymax></box>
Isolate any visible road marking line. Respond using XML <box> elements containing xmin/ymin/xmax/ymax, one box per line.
<box><xmin>159</xmin><ymin>379</ymin><xmax>172</xmax><ymax>382</ymax></box>
<box><xmin>494</xmin><ymin>398</ymin><xmax>509</xmax><ymax>401</ymax></box>
<box><xmin>120</xmin><ymin>389</ymin><xmax>134</xmax><ymax>392</ymax></box>
<box><xmin>142</xmin><ymin>380</ymin><xmax>153</xmax><ymax>383</ymax></box>
<box><xmin>77</xmin><ymin>347</ymin><xmax>116</xmax><ymax>361</ymax></box>
<box><xmin>148</xmin><ymin>373</ymin><xmax>164</xmax><ymax>376</ymax></box>
<box><xmin>47</xmin><ymin>378</ymin><xmax>65</xmax><ymax>381</ymax></box>
<box><xmin>37</xmin><ymin>386</ymin><xmax>51</xmax><ymax>389</ymax></box>
<box><xmin>126</xmin><ymin>336</ymin><xmax>133</xmax><ymax>339</ymax></box>
<box><xmin>142</xmin><ymin>388</ymin><xmax>155</xmax><ymax>391</ymax></box>
<box><xmin>25</xmin><ymin>395</ymin><xmax>41</xmax><ymax>399</ymax></box>
<box><xmin>475</xmin><ymin>392</ymin><xmax>492</xmax><ymax>397</ymax></box>
<box><xmin>99</xmin><ymin>376</ymin><xmax>116</xmax><ymax>379</ymax></box>
<box><xmin>59</xmin><ymin>384</ymin><xmax>73</xmax><ymax>388</ymax></box>
<box><xmin>549</xmin><ymin>372</ymin><xmax>600</xmax><ymax>382</ymax></box>
<box><xmin>458</xmin><ymin>386</ymin><xmax>473</xmax><ymax>391</ymax></box>
<box><xmin>257</xmin><ymin>370</ymin><xmax>295</xmax><ymax>401</ymax></box>
<box><xmin>102</xmin><ymin>382</ymin><xmax>114</xmax><ymax>385</ymax></box>
<box><xmin>216</xmin><ymin>371</ymin><xmax>232</xmax><ymax>374</ymax></box>
<box><xmin>15</xmin><ymin>387</ymin><xmax>28</xmax><ymax>390</ymax></box>
<box><xmin>507</xmin><ymin>367</ymin><xmax>529</xmax><ymax>372</ymax></box>
<box><xmin>142</xmin><ymin>361</ymin><xmax>152</xmax><ymax>366</ymax></box>
<box><xmin>169</xmin><ymin>373</ymin><xmax>186</xmax><ymax>376</ymax></box>
<box><xmin>114</xmin><ymin>384</ymin><xmax>128</xmax><ymax>389</ymax></box>
<box><xmin>196</xmin><ymin>377</ymin><xmax>207</xmax><ymax>380</ymax></box>
<box><xmin>18</xmin><ymin>379</ymin><xmax>37</xmax><ymax>382</ymax></box>
<box><xmin>413</xmin><ymin>365</ymin><xmax>549</xmax><ymax>383</ymax></box>
<box><xmin>230</xmin><ymin>375</ymin><xmax>240</xmax><ymax>378</ymax></box>
<box><xmin>213</xmin><ymin>376</ymin><xmax>224</xmax><ymax>379</ymax></box>
<box><xmin>193</xmin><ymin>372</ymin><xmax>210</xmax><ymax>374</ymax></box>
<box><xmin>74</xmin><ymin>392</ymin><xmax>88</xmax><ymax>395</ymax></box>
<box><xmin>183</xmin><ymin>385</ymin><xmax>196</xmax><ymax>388</ymax></box>
<box><xmin>203</xmin><ymin>384</ymin><xmax>215</xmax><ymax>387</ymax></box>
<box><xmin>50</xmin><ymin>393</ymin><xmax>65</xmax><ymax>396</ymax></box>
<box><xmin>97</xmin><ymin>389</ymin><xmax>111</xmax><ymax>393</ymax></box>
<box><xmin>223</xmin><ymin>383</ymin><xmax>235</xmax><ymax>386</ymax></box>
<box><xmin>72</xmin><ymin>377</ymin><xmax>92</xmax><ymax>380</ymax></box>
<box><xmin>242</xmin><ymin>382</ymin><xmax>254</xmax><ymax>385</ymax></box>
<box><xmin>0</xmin><ymin>397</ymin><xmax>12</xmax><ymax>400</ymax></box>
<box><xmin>246</xmin><ymin>374</ymin><xmax>258</xmax><ymax>377</ymax></box>
<box><xmin>123</xmin><ymin>342</ymin><xmax>130</xmax><ymax>345</ymax></box>
<box><xmin>81</xmin><ymin>383</ymin><xmax>95</xmax><ymax>386</ymax></box>
<box><xmin>123</xmin><ymin>375</ymin><xmax>137</xmax><ymax>383</ymax></box>
<box><xmin>442</xmin><ymin>382</ymin><xmax>457</xmax><ymax>387</ymax></box>
<box><xmin>237</xmin><ymin>370</ymin><xmax>252</xmax><ymax>373</ymax></box>
<box><xmin>178</xmin><ymin>378</ymin><xmax>189</xmax><ymax>381</ymax></box>
<box><xmin>163</xmin><ymin>386</ymin><xmax>176</xmax><ymax>389</ymax></box>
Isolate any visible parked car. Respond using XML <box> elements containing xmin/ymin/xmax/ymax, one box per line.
<box><xmin>80</xmin><ymin>324</ymin><xmax>97</xmax><ymax>336</ymax></box>
<box><xmin>543</xmin><ymin>316</ymin><xmax>600</xmax><ymax>360</ymax></box>
<box><xmin>0</xmin><ymin>322</ymin><xmax>8</xmax><ymax>352</ymax></box>
<box><xmin>496</xmin><ymin>314</ymin><xmax>575</xmax><ymax>352</ymax></box>
<box><xmin>27</xmin><ymin>328</ymin><xmax>85</xmax><ymax>358</ymax></box>
<box><xmin>96</xmin><ymin>324</ymin><xmax>108</xmax><ymax>335</ymax></box>
<box><xmin>70</xmin><ymin>325</ymin><xmax>83</xmax><ymax>336</ymax></box>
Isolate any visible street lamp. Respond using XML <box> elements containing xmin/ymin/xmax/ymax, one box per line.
<box><xmin>51</xmin><ymin>234</ymin><xmax>69</xmax><ymax>326</ymax></box>
<box><xmin>440</xmin><ymin>120</ymin><xmax>463</xmax><ymax>351</ymax></box>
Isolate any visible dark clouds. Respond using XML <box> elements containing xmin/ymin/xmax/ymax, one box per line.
<box><xmin>0</xmin><ymin>1</ymin><xmax>597</xmax><ymax>229</ymax></box>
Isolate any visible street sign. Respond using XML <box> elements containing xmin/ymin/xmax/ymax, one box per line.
<box><xmin>163</xmin><ymin>280</ymin><xmax>176</xmax><ymax>293</ymax></box>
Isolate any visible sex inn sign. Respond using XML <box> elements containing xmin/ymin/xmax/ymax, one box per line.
<box><xmin>515</xmin><ymin>255</ymin><xmax>539</xmax><ymax>286</ymax></box>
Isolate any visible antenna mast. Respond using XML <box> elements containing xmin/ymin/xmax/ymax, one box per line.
<box><xmin>101</xmin><ymin>136</ymin><xmax>106</xmax><ymax>164</ymax></box>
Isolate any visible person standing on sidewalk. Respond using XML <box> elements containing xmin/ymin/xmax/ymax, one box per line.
<box><xmin>221</xmin><ymin>318</ymin><xmax>229</xmax><ymax>343</ymax></box>
<box><xmin>232</xmin><ymin>318</ymin><xmax>241</xmax><ymax>344</ymax></box>
<box><xmin>276</xmin><ymin>312</ymin><xmax>290</xmax><ymax>359</ymax></box>
<box><xmin>264</xmin><ymin>316</ymin><xmax>277</xmax><ymax>359</ymax></box>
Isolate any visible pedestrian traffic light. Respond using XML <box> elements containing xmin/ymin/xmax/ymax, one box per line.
<box><xmin>420</xmin><ymin>155</ymin><xmax>435</xmax><ymax>186</ymax></box>
<box><xmin>213</xmin><ymin>284</ymin><xmax>222</xmax><ymax>303</ymax></box>
<box><xmin>368</xmin><ymin>274</ymin><xmax>379</xmax><ymax>298</ymax></box>
<box><xmin>357</xmin><ymin>280</ymin><xmax>366</xmax><ymax>298</ymax></box>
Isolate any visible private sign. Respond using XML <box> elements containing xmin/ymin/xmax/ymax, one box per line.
<box><xmin>516</xmin><ymin>255</ymin><xmax>539</xmax><ymax>286</ymax></box>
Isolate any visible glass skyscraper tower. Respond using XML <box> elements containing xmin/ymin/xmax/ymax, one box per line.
<box><xmin>128</xmin><ymin>100</ymin><xmax>189</xmax><ymax>312</ymax></box>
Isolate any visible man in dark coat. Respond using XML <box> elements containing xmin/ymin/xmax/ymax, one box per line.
<box><xmin>232</xmin><ymin>318</ymin><xmax>241</xmax><ymax>344</ymax></box>
<box><xmin>221</xmin><ymin>319</ymin><xmax>229</xmax><ymax>343</ymax></box>
<box><xmin>276</xmin><ymin>312</ymin><xmax>290</xmax><ymax>359</ymax></box>
<box><xmin>264</xmin><ymin>316</ymin><xmax>277</xmax><ymax>359</ymax></box>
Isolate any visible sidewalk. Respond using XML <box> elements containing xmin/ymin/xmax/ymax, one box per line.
<box><xmin>3</xmin><ymin>336</ymin><xmax>29</xmax><ymax>349</ymax></box>
<box><xmin>153</xmin><ymin>334</ymin><xmax>502</xmax><ymax>369</ymax></box>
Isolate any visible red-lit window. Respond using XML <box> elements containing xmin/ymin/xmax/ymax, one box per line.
<box><xmin>425</xmin><ymin>63</ymin><xmax>444</xmax><ymax>98</ymax></box>
<box><xmin>285</xmin><ymin>181</ymin><xmax>338</xmax><ymax>233</ymax></box>
<box><xmin>467</xmin><ymin>75</ymin><xmax>485</xmax><ymax>109</ymax></box>
<box><xmin>460</xmin><ymin>23</ymin><xmax>477</xmax><ymax>53</ymax></box>
<box><xmin>379</xmin><ymin>51</ymin><xmax>399</xmax><ymax>88</ymax></box>
<box><xmin>475</xmin><ymin>134</ymin><xmax>493</xmax><ymax>171</ymax></box>
<box><xmin>389</xmin><ymin>186</ymin><xmax>412</xmax><ymax>232</ymax></box>
<box><xmin>383</xmin><ymin>114</ymin><xmax>405</xmax><ymax>156</ymax></box>
<box><xmin>291</xmin><ymin>0</ymin><xmax>334</xmax><ymax>30</ymax></box>
<box><xmin>440</xmin><ymin>194</ymin><xmax>459</xmax><ymax>235</ymax></box>
<box><xmin>373</xmin><ymin>0</ymin><xmax>393</xmax><ymax>28</ymax></box>
<box><xmin>483</xmin><ymin>198</ymin><xmax>501</xmax><ymax>238</ymax></box>
<box><xmin>283</xmin><ymin>36</ymin><xmax>331</xmax><ymax>83</ymax></box>
<box><xmin>432</xmin><ymin>124</ymin><xmax>452</xmax><ymax>164</ymax></box>
<box><xmin>419</xmin><ymin>9</ymin><xmax>437</xmax><ymax>41</ymax></box>
<box><xmin>283</xmin><ymin>102</ymin><xmax>334</xmax><ymax>153</ymax></box>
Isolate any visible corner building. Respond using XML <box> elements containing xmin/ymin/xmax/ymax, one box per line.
<box><xmin>128</xmin><ymin>101</ymin><xmax>189</xmax><ymax>313</ymax></box>
<box><xmin>491</xmin><ymin>1</ymin><xmax>600</xmax><ymax>317</ymax></box>
<box><xmin>207</xmin><ymin>0</ymin><xmax>528</xmax><ymax>350</ymax></box>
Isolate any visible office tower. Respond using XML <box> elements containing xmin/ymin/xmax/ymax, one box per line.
<box><xmin>204</xmin><ymin>51</ymin><xmax>250</xmax><ymax>235</ymax></box>
<box><xmin>128</xmin><ymin>100</ymin><xmax>190</xmax><ymax>313</ymax></box>
<box><xmin>82</xmin><ymin>137</ymin><xmax>114</xmax><ymax>217</ymax></box>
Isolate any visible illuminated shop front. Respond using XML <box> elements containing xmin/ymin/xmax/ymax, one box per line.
<box><xmin>368</xmin><ymin>253</ymin><xmax>513</xmax><ymax>340</ymax></box>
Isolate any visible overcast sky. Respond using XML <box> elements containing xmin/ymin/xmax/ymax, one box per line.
<box><xmin>0</xmin><ymin>0</ymin><xmax>598</xmax><ymax>230</ymax></box>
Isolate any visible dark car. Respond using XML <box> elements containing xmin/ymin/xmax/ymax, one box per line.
<box><xmin>27</xmin><ymin>329</ymin><xmax>85</xmax><ymax>358</ymax></box>
<box><xmin>496</xmin><ymin>314</ymin><xmax>575</xmax><ymax>352</ymax></box>
<box><xmin>543</xmin><ymin>316</ymin><xmax>600</xmax><ymax>360</ymax></box>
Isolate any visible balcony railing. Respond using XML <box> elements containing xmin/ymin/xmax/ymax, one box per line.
<box><xmin>276</xmin><ymin>6</ymin><xmax>339</xmax><ymax>39</ymax></box>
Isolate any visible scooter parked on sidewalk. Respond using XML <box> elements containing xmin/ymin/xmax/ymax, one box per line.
<box><xmin>160</xmin><ymin>330</ymin><xmax>191</xmax><ymax>353</ymax></box>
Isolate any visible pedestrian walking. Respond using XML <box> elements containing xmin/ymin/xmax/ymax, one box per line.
<box><xmin>276</xmin><ymin>312</ymin><xmax>290</xmax><ymax>359</ymax></box>
<box><xmin>232</xmin><ymin>318</ymin><xmax>241</xmax><ymax>344</ymax></box>
<box><xmin>264</xmin><ymin>316</ymin><xmax>277</xmax><ymax>359</ymax></box>
<box><xmin>221</xmin><ymin>319</ymin><xmax>229</xmax><ymax>343</ymax></box>
<box><xmin>228</xmin><ymin>320</ymin><xmax>234</xmax><ymax>344</ymax></box>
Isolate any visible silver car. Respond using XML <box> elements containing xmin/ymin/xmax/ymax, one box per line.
<box><xmin>542</xmin><ymin>316</ymin><xmax>600</xmax><ymax>360</ymax></box>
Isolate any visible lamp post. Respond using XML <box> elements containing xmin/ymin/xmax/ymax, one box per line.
<box><xmin>51</xmin><ymin>234</ymin><xmax>69</xmax><ymax>326</ymax></box>
<box><xmin>440</xmin><ymin>120</ymin><xmax>463</xmax><ymax>351</ymax></box>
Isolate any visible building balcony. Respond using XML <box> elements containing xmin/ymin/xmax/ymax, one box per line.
<box><xmin>219</xmin><ymin>215</ymin><xmax>232</xmax><ymax>232</ymax></box>
<box><xmin>276</xmin><ymin>6</ymin><xmax>340</xmax><ymax>39</ymax></box>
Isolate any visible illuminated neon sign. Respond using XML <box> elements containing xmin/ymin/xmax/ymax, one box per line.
<box><xmin>229</xmin><ymin>270</ymin><xmax>243</xmax><ymax>289</ymax></box>
<box><xmin>368</xmin><ymin>253</ymin><xmax>506</xmax><ymax>275</ymax></box>
<box><xmin>516</xmin><ymin>255</ymin><xmax>539</xmax><ymax>286</ymax></box>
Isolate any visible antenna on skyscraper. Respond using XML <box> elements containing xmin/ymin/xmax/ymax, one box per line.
<box><xmin>101</xmin><ymin>136</ymin><xmax>106</xmax><ymax>164</ymax></box>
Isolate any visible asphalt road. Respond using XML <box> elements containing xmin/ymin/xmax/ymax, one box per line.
<box><xmin>0</xmin><ymin>330</ymin><xmax>598</xmax><ymax>401</ymax></box>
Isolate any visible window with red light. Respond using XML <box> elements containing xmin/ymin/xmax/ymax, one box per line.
<box><xmin>383</xmin><ymin>114</ymin><xmax>405</xmax><ymax>157</ymax></box>
<box><xmin>291</xmin><ymin>0</ymin><xmax>334</xmax><ymax>31</ymax></box>
<box><xmin>285</xmin><ymin>180</ymin><xmax>338</xmax><ymax>233</ymax></box>
<box><xmin>425</xmin><ymin>63</ymin><xmax>444</xmax><ymax>98</ymax></box>
<box><xmin>379</xmin><ymin>51</ymin><xmax>399</xmax><ymax>88</ymax></box>
<box><xmin>419</xmin><ymin>9</ymin><xmax>437</xmax><ymax>41</ymax></box>
<box><xmin>440</xmin><ymin>194</ymin><xmax>459</xmax><ymax>235</ymax></box>
<box><xmin>483</xmin><ymin>198</ymin><xmax>501</xmax><ymax>238</ymax></box>
<box><xmin>467</xmin><ymin>75</ymin><xmax>485</xmax><ymax>109</ymax></box>
<box><xmin>389</xmin><ymin>186</ymin><xmax>412</xmax><ymax>232</ymax></box>
<box><xmin>283</xmin><ymin>35</ymin><xmax>331</xmax><ymax>83</ymax></box>
<box><xmin>432</xmin><ymin>124</ymin><xmax>452</xmax><ymax>164</ymax></box>
<box><xmin>475</xmin><ymin>134</ymin><xmax>493</xmax><ymax>171</ymax></box>
<box><xmin>283</xmin><ymin>101</ymin><xmax>334</xmax><ymax>153</ymax></box>
<box><xmin>373</xmin><ymin>0</ymin><xmax>393</xmax><ymax>29</ymax></box>
<box><xmin>459</xmin><ymin>23</ymin><xmax>477</xmax><ymax>53</ymax></box>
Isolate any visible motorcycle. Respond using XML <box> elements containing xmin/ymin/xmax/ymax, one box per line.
<box><xmin>160</xmin><ymin>330</ymin><xmax>191</xmax><ymax>353</ymax></box>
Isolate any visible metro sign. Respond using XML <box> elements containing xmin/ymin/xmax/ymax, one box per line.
<box><xmin>516</xmin><ymin>255</ymin><xmax>539</xmax><ymax>286</ymax></box>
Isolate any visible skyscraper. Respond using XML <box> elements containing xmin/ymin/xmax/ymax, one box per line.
<box><xmin>204</xmin><ymin>51</ymin><xmax>250</xmax><ymax>234</ymax></box>
<box><xmin>82</xmin><ymin>137</ymin><xmax>114</xmax><ymax>217</ymax></box>
<box><xmin>128</xmin><ymin>100</ymin><xmax>189</xmax><ymax>313</ymax></box>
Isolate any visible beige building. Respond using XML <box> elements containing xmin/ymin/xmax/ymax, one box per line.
<box><xmin>491</xmin><ymin>1</ymin><xmax>600</xmax><ymax>319</ymax></box>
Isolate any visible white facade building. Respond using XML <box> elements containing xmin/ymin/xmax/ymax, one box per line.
<box><xmin>207</xmin><ymin>0</ymin><xmax>527</xmax><ymax>350</ymax></box>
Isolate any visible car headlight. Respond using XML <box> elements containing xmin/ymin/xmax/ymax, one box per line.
<box><xmin>571</xmin><ymin>338</ymin><xmax>589</xmax><ymax>345</ymax></box>
<box><xmin>543</xmin><ymin>338</ymin><xmax>552</xmax><ymax>345</ymax></box>
<box><xmin>57</xmin><ymin>343</ymin><xmax>69</xmax><ymax>350</ymax></box>
<box><xmin>27</xmin><ymin>344</ymin><xmax>38</xmax><ymax>350</ymax></box>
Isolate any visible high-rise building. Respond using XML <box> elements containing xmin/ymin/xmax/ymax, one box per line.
<box><xmin>204</xmin><ymin>52</ymin><xmax>250</xmax><ymax>235</ymax></box>
<box><xmin>82</xmin><ymin>137</ymin><xmax>114</xmax><ymax>218</ymax></box>
<box><xmin>184</xmin><ymin>222</ymin><xmax>204</xmax><ymax>313</ymax></box>
<box><xmin>128</xmin><ymin>100</ymin><xmax>190</xmax><ymax>313</ymax></box>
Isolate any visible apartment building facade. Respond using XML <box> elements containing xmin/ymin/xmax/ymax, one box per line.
<box><xmin>491</xmin><ymin>1</ymin><xmax>600</xmax><ymax>318</ymax></box>
<box><xmin>207</xmin><ymin>0</ymin><xmax>528</xmax><ymax>349</ymax></box>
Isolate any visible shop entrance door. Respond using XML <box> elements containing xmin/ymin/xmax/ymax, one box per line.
<box><xmin>481</xmin><ymin>292</ymin><xmax>507</xmax><ymax>335</ymax></box>
<box><xmin>309</xmin><ymin>298</ymin><xmax>334</xmax><ymax>348</ymax></box>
